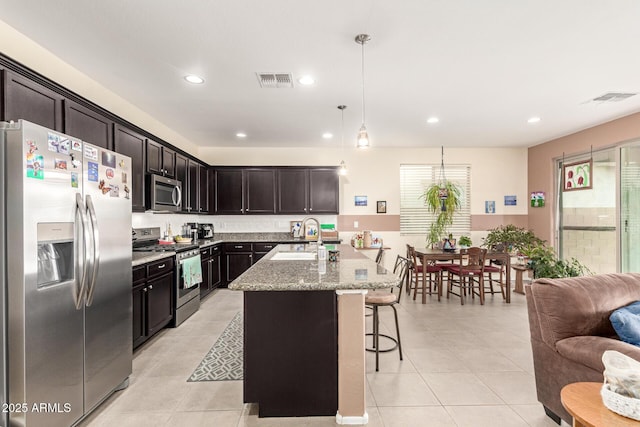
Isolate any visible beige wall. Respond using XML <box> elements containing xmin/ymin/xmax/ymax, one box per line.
<box><xmin>0</xmin><ymin>20</ymin><xmax>198</xmax><ymax>155</ymax></box>
<box><xmin>528</xmin><ymin>112</ymin><xmax>640</xmax><ymax>244</ymax></box>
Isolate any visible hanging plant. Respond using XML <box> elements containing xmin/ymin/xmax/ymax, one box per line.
<box><xmin>421</xmin><ymin>147</ymin><xmax>462</xmax><ymax>247</ymax></box>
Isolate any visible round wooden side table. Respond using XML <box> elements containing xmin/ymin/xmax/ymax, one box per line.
<box><xmin>561</xmin><ymin>382</ymin><xmax>640</xmax><ymax>427</ymax></box>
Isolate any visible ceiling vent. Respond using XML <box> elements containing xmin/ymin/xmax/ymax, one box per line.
<box><xmin>590</xmin><ymin>92</ymin><xmax>637</xmax><ymax>103</ymax></box>
<box><xmin>256</xmin><ymin>72</ymin><xmax>294</xmax><ymax>88</ymax></box>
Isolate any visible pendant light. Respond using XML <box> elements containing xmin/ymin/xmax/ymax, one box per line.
<box><xmin>338</xmin><ymin>105</ymin><xmax>348</xmax><ymax>175</ymax></box>
<box><xmin>355</xmin><ymin>34</ymin><xmax>371</xmax><ymax>148</ymax></box>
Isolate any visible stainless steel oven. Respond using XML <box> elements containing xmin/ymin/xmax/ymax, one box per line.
<box><xmin>148</xmin><ymin>174</ymin><xmax>182</xmax><ymax>211</ymax></box>
<box><xmin>174</xmin><ymin>248</ymin><xmax>202</xmax><ymax>326</ymax></box>
<box><xmin>133</xmin><ymin>227</ymin><xmax>201</xmax><ymax>327</ymax></box>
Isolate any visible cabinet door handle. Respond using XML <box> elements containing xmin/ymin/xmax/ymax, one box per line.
<box><xmin>234</xmin><ymin>245</ymin><xmax>243</xmax><ymax>249</ymax></box>
<box><xmin>149</xmin><ymin>285</ymin><xmax>153</xmax><ymax>290</ymax></box>
<box><xmin>143</xmin><ymin>287</ymin><xmax>148</xmax><ymax>293</ymax></box>
<box><xmin>310</xmin><ymin>208</ymin><xmax>313</xmax><ymax>211</ymax></box>
<box><xmin>157</xmin><ymin>264</ymin><xmax>165</xmax><ymax>269</ymax></box>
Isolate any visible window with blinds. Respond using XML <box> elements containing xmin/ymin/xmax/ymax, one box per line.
<box><xmin>400</xmin><ymin>164</ymin><xmax>471</xmax><ymax>235</ymax></box>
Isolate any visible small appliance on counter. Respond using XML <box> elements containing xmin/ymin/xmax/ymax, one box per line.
<box><xmin>198</xmin><ymin>223</ymin><xmax>214</xmax><ymax>240</ymax></box>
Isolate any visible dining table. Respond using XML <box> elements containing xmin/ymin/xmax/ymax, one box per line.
<box><xmin>415</xmin><ymin>248</ymin><xmax>512</xmax><ymax>303</ymax></box>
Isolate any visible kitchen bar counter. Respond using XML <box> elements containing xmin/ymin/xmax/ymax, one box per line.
<box><xmin>230</xmin><ymin>243</ymin><xmax>391</xmax><ymax>423</ymax></box>
<box><xmin>229</xmin><ymin>243</ymin><xmax>395</xmax><ymax>291</ymax></box>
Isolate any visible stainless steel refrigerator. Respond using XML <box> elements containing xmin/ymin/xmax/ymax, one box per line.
<box><xmin>1</xmin><ymin>120</ymin><xmax>132</xmax><ymax>427</ymax></box>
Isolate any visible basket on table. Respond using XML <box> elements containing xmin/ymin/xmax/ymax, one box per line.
<box><xmin>601</xmin><ymin>350</ymin><xmax>640</xmax><ymax>420</ymax></box>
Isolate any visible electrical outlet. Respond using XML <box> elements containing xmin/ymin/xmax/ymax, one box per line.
<box><xmin>354</xmin><ymin>221</ymin><xmax>359</xmax><ymax>228</ymax></box>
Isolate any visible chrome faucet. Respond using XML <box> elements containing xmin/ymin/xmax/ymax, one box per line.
<box><xmin>301</xmin><ymin>217</ymin><xmax>322</xmax><ymax>245</ymax></box>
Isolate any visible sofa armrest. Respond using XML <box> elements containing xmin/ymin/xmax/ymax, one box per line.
<box><xmin>556</xmin><ymin>336</ymin><xmax>640</xmax><ymax>372</ymax></box>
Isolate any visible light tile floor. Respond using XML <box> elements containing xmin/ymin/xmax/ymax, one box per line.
<box><xmin>80</xmin><ymin>287</ymin><xmax>569</xmax><ymax>427</ymax></box>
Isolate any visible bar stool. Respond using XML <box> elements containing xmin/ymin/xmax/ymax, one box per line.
<box><xmin>365</xmin><ymin>255</ymin><xmax>409</xmax><ymax>371</ymax></box>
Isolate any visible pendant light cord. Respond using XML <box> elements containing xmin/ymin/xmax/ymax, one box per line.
<box><xmin>361</xmin><ymin>40</ymin><xmax>366</xmax><ymax>126</ymax></box>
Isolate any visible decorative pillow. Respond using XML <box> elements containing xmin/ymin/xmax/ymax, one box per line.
<box><xmin>610</xmin><ymin>301</ymin><xmax>640</xmax><ymax>346</ymax></box>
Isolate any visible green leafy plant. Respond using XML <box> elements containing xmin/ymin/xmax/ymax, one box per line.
<box><xmin>422</xmin><ymin>181</ymin><xmax>462</xmax><ymax>246</ymax></box>
<box><xmin>527</xmin><ymin>245</ymin><xmax>592</xmax><ymax>279</ymax></box>
<box><xmin>482</xmin><ymin>224</ymin><xmax>545</xmax><ymax>255</ymax></box>
<box><xmin>458</xmin><ymin>235</ymin><xmax>472</xmax><ymax>247</ymax></box>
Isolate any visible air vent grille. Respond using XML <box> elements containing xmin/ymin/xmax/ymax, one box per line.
<box><xmin>256</xmin><ymin>73</ymin><xmax>294</xmax><ymax>88</ymax></box>
<box><xmin>591</xmin><ymin>92</ymin><xmax>637</xmax><ymax>103</ymax></box>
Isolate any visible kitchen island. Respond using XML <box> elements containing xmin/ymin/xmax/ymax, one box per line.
<box><xmin>229</xmin><ymin>243</ymin><xmax>397</xmax><ymax>424</ymax></box>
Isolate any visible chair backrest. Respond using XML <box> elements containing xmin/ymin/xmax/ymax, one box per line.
<box><xmin>459</xmin><ymin>247</ymin><xmax>487</xmax><ymax>273</ymax></box>
<box><xmin>406</xmin><ymin>245</ymin><xmax>419</xmax><ymax>269</ymax></box>
<box><xmin>392</xmin><ymin>255</ymin><xmax>411</xmax><ymax>303</ymax></box>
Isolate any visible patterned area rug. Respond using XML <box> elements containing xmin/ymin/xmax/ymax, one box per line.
<box><xmin>188</xmin><ymin>312</ymin><xmax>243</xmax><ymax>381</ymax></box>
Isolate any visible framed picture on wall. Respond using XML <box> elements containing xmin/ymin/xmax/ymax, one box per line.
<box><xmin>563</xmin><ymin>159</ymin><xmax>592</xmax><ymax>191</ymax></box>
<box><xmin>354</xmin><ymin>195</ymin><xmax>368</xmax><ymax>206</ymax></box>
<box><xmin>376</xmin><ymin>200</ymin><xmax>387</xmax><ymax>213</ymax></box>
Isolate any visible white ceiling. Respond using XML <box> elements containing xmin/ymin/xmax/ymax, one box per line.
<box><xmin>2</xmin><ymin>0</ymin><xmax>640</xmax><ymax>149</ymax></box>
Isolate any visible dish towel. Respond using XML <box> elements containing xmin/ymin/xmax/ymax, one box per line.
<box><xmin>182</xmin><ymin>255</ymin><xmax>203</xmax><ymax>289</ymax></box>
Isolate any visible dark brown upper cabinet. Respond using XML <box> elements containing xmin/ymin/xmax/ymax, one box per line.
<box><xmin>113</xmin><ymin>124</ymin><xmax>146</xmax><ymax>212</ymax></box>
<box><xmin>146</xmin><ymin>139</ymin><xmax>175</xmax><ymax>178</ymax></box>
<box><xmin>309</xmin><ymin>168</ymin><xmax>340</xmax><ymax>214</ymax></box>
<box><xmin>214</xmin><ymin>168</ymin><xmax>244</xmax><ymax>214</ymax></box>
<box><xmin>213</xmin><ymin>166</ymin><xmax>338</xmax><ymax>215</ymax></box>
<box><xmin>198</xmin><ymin>164</ymin><xmax>209</xmax><ymax>214</ymax></box>
<box><xmin>277</xmin><ymin>168</ymin><xmax>309</xmax><ymax>214</ymax></box>
<box><xmin>3</xmin><ymin>70</ymin><xmax>63</xmax><ymax>131</ymax></box>
<box><xmin>64</xmin><ymin>100</ymin><xmax>113</xmax><ymax>149</ymax></box>
<box><xmin>187</xmin><ymin>159</ymin><xmax>199</xmax><ymax>213</ymax></box>
<box><xmin>175</xmin><ymin>153</ymin><xmax>189</xmax><ymax>212</ymax></box>
<box><xmin>245</xmin><ymin>168</ymin><xmax>276</xmax><ymax>214</ymax></box>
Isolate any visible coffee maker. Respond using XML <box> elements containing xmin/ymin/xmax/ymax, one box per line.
<box><xmin>198</xmin><ymin>223</ymin><xmax>214</xmax><ymax>240</ymax></box>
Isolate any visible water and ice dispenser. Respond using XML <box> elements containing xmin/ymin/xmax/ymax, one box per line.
<box><xmin>37</xmin><ymin>223</ymin><xmax>74</xmax><ymax>288</ymax></box>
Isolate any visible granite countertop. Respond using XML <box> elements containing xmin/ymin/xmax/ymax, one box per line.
<box><xmin>131</xmin><ymin>234</ymin><xmax>342</xmax><ymax>267</ymax></box>
<box><xmin>229</xmin><ymin>244</ymin><xmax>397</xmax><ymax>292</ymax></box>
<box><xmin>132</xmin><ymin>251</ymin><xmax>175</xmax><ymax>267</ymax></box>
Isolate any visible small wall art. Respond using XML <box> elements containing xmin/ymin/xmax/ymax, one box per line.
<box><xmin>504</xmin><ymin>195</ymin><xmax>517</xmax><ymax>206</ymax></box>
<box><xmin>563</xmin><ymin>159</ymin><xmax>592</xmax><ymax>191</ymax></box>
<box><xmin>354</xmin><ymin>195</ymin><xmax>368</xmax><ymax>206</ymax></box>
<box><xmin>530</xmin><ymin>191</ymin><xmax>545</xmax><ymax>207</ymax></box>
<box><xmin>376</xmin><ymin>200</ymin><xmax>387</xmax><ymax>213</ymax></box>
<box><xmin>485</xmin><ymin>200</ymin><xmax>495</xmax><ymax>214</ymax></box>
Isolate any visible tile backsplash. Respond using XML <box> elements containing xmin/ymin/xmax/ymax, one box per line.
<box><xmin>132</xmin><ymin>212</ymin><xmax>338</xmax><ymax>235</ymax></box>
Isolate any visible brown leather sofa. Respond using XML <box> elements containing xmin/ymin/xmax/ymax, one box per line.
<box><xmin>526</xmin><ymin>273</ymin><xmax>640</xmax><ymax>424</ymax></box>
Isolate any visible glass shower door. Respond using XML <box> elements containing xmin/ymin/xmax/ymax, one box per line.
<box><xmin>621</xmin><ymin>145</ymin><xmax>640</xmax><ymax>272</ymax></box>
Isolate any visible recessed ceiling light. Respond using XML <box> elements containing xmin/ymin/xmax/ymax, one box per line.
<box><xmin>427</xmin><ymin>117</ymin><xmax>439</xmax><ymax>124</ymax></box>
<box><xmin>528</xmin><ymin>117</ymin><xmax>541</xmax><ymax>123</ymax></box>
<box><xmin>297</xmin><ymin>75</ymin><xmax>315</xmax><ymax>85</ymax></box>
<box><xmin>322</xmin><ymin>133</ymin><xmax>333</xmax><ymax>139</ymax></box>
<box><xmin>236</xmin><ymin>133</ymin><xmax>247</xmax><ymax>138</ymax></box>
<box><xmin>184</xmin><ymin>74</ymin><xmax>205</xmax><ymax>84</ymax></box>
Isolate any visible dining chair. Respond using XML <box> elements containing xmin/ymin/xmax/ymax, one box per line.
<box><xmin>484</xmin><ymin>244</ymin><xmax>506</xmax><ymax>299</ymax></box>
<box><xmin>446</xmin><ymin>247</ymin><xmax>487</xmax><ymax>305</ymax></box>
<box><xmin>365</xmin><ymin>255</ymin><xmax>410</xmax><ymax>371</ymax></box>
<box><xmin>407</xmin><ymin>245</ymin><xmax>442</xmax><ymax>302</ymax></box>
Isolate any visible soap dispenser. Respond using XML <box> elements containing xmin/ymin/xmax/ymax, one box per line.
<box><xmin>317</xmin><ymin>243</ymin><xmax>327</xmax><ymax>261</ymax></box>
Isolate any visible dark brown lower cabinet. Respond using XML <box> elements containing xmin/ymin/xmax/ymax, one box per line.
<box><xmin>200</xmin><ymin>244</ymin><xmax>223</xmax><ymax>299</ymax></box>
<box><xmin>132</xmin><ymin>259</ymin><xmax>174</xmax><ymax>349</ymax></box>
<box><xmin>243</xmin><ymin>291</ymin><xmax>338</xmax><ymax>417</ymax></box>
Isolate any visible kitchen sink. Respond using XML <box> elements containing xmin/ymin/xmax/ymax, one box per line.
<box><xmin>270</xmin><ymin>252</ymin><xmax>316</xmax><ymax>261</ymax></box>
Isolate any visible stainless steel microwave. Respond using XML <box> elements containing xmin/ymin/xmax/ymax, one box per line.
<box><xmin>148</xmin><ymin>174</ymin><xmax>182</xmax><ymax>211</ymax></box>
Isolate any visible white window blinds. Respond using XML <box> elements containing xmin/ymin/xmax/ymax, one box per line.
<box><xmin>400</xmin><ymin>164</ymin><xmax>471</xmax><ymax>235</ymax></box>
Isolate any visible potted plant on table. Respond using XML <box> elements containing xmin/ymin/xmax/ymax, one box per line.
<box><xmin>458</xmin><ymin>235</ymin><xmax>472</xmax><ymax>249</ymax></box>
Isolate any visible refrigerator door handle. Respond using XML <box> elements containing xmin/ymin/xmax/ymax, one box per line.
<box><xmin>85</xmin><ymin>195</ymin><xmax>100</xmax><ymax>306</ymax></box>
<box><xmin>173</xmin><ymin>185</ymin><xmax>182</xmax><ymax>208</ymax></box>
<box><xmin>75</xmin><ymin>193</ymin><xmax>90</xmax><ymax>310</ymax></box>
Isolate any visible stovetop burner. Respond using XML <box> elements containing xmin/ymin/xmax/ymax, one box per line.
<box><xmin>133</xmin><ymin>243</ymin><xmax>199</xmax><ymax>253</ymax></box>
<box><xmin>132</xmin><ymin>226</ymin><xmax>199</xmax><ymax>253</ymax></box>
